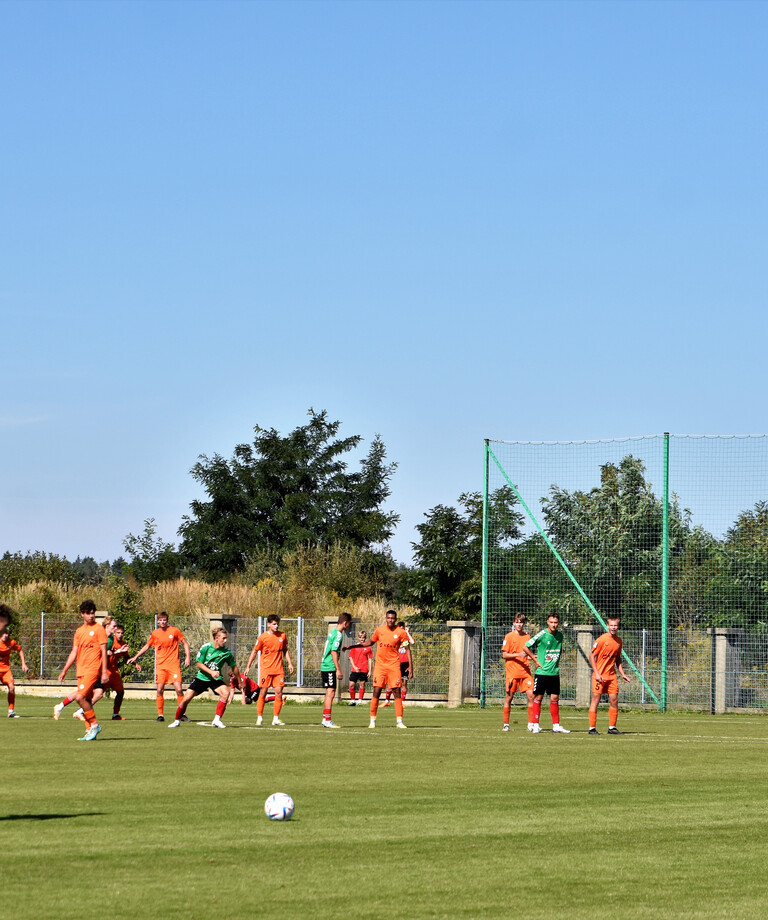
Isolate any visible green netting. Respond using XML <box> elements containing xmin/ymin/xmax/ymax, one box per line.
<box><xmin>482</xmin><ymin>435</ymin><xmax>768</xmax><ymax>712</ymax></box>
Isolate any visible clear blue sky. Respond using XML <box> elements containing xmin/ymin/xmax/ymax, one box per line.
<box><xmin>3</xmin><ymin>0</ymin><xmax>767</xmax><ymax>565</ymax></box>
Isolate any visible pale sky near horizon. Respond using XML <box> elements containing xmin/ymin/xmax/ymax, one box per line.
<box><xmin>3</xmin><ymin>0</ymin><xmax>768</xmax><ymax>566</ymax></box>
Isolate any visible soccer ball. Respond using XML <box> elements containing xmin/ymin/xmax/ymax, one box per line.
<box><xmin>264</xmin><ymin>792</ymin><xmax>295</xmax><ymax>821</ymax></box>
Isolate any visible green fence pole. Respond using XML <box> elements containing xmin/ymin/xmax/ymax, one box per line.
<box><xmin>480</xmin><ymin>439</ymin><xmax>490</xmax><ymax>708</ymax></box>
<box><xmin>661</xmin><ymin>432</ymin><xmax>670</xmax><ymax>712</ymax></box>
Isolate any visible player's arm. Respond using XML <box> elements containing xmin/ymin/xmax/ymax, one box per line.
<box><xmin>243</xmin><ymin>644</ymin><xmax>260</xmax><ymax>675</ymax></box>
<box><xmin>406</xmin><ymin>645</ymin><xmax>413</xmax><ymax>679</ymax></box>
<box><xmin>331</xmin><ymin>649</ymin><xmax>342</xmax><ymax>679</ymax></box>
<box><xmin>522</xmin><ymin>642</ymin><xmax>539</xmax><ymax>668</ymax></box>
<box><xmin>100</xmin><ymin>643</ymin><xmax>109</xmax><ymax>684</ymax></box>
<box><xmin>284</xmin><ymin>648</ymin><xmax>294</xmax><ymax>675</ymax></box>
<box><xmin>128</xmin><ymin>639</ymin><xmax>152</xmax><ymax>665</ymax></box>
<box><xmin>342</xmin><ymin>637</ymin><xmax>373</xmax><ymax>651</ymax></box>
<box><xmin>58</xmin><ymin>644</ymin><xmax>78</xmax><ymax>681</ymax></box>
<box><xmin>589</xmin><ymin>648</ymin><xmax>602</xmax><ymax>682</ymax></box>
<box><xmin>181</xmin><ymin>636</ymin><xmax>191</xmax><ymax>667</ymax></box>
<box><xmin>618</xmin><ymin>661</ymin><xmax>630</xmax><ymax>683</ymax></box>
<box><xmin>197</xmin><ymin>660</ymin><xmax>221</xmax><ymax>680</ymax></box>
<box><xmin>18</xmin><ymin>645</ymin><xmax>28</xmax><ymax>673</ymax></box>
<box><xmin>229</xmin><ymin>664</ymin><xmax>243</xmax><ymax>691</ymax></box>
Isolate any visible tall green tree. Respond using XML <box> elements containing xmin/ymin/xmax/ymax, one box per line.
<box><xmin>123</xmin><ymin>519</ymin><xmax>182</xmax><ymax>585</ymax></box>
<box><xmin>178</xmin><ymin>410</ymin><xmax>398</xmax><ymax>580</ymax></box>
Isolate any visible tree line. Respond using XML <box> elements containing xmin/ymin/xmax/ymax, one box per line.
<box><xmin>2</xmin><ymin>411</ymin><xmax>767</xmax><ymax>629</ymax></box>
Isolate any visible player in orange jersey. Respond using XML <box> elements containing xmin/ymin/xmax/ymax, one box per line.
<box><xmin>55</xmin><ymin>600</ymin><xmax>109</xmax><ymax>741</ymax></box>
<box><xmin>76</xmin><ymin>617</ymin><xmax>130</xmax><ymax>721</ymax></box>
<box><xmin>128</xmin><ymin>611</ymin><xmax>190</xmax><ymax>721</ymax></box>
<box><xmin>243</xmin><ymin>615</ymin><xmax>294</xmax><ymax>727</ymax></box>
<box><xmin>0</xmin><ymin>624</ymin><xmax>28</xmax><ymax>717</ymax></box>
<box><xmin>346</xmin><ymin>609</ymin><xmax>411</xmax><ymax>729</ymax></box>
<box><xmin>588</xmin><ymin>616</ymin><xmax>630</xmax><ymax>735</ymax></box>
<box><xmin>501</xmin><ymin>613</ymin><xmax>535</xmax><ymax>732</ymax></box>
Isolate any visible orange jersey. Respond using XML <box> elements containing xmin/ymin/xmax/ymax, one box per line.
<box><xmin>591</xmin><ymin>632</ymin><xmax>623</xmax><ymax>678</ymax></box>
<box><xmin>0</xmin><ymin>638</ymin><xmax>21</xmax><ymax>672</ymax></box>
<box><xmin>107</xmin><ymin>640</ymin><xmax>129</xmax><ymax>676</ymax></box>
<box><xmin>74</xmin><ymin>623</ymin><xmax>108</xmax><ymax>675</ymax></box>
<box><xmin>253</xmin><ymin>631</ymin><xmax>288</xmax><ymax>675</ymax></box>
<box><xmin>149</xmin><ymin>626</ymin><xmax>186</xmax><ymax>670</ymax></box>
<box><xmin>371</xmin><ymin>625</ymin><xmax>408</xmax><ymax>669</ymax></box>
<box><xmin>501</xmin><ymin>631</ymin><xmax>532</xmax><ymax>681</ymax></box>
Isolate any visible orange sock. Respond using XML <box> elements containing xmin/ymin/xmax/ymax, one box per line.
<box><xmin>256</xmin><ymin>697</ymin><xmax>265</xmax><ymax>717</ymax></box>
<box><xmin>274</xmin><ymin>698</ymin><xmax>282</xmax><ymax>717</ymax></box>
<box><xmin>394</xmin><ymin>698</ymin><xmax>404</xmax><ymax>719</ymax></box>
<box><xmin>503</xmin><ymin>704</ymin><xmax>511</xmax><ymax>726</ymax></box>
<box><xmin>83</xmin><ymin>708</ymin><xmax>97</xmax><ymax>728</ymax></box>
<box><xmin>589</xmin><ymin>711</ymin><xmax>597</xmax><ymax>728</ymax></box>
<box><xmin>156</xmin><ymin>697</ymin><xmax>164</xmax><ymax>716</ymax></box>
<box><xmin>609</xmin><ymin>706</ymin><xmax>618</xmax><ymax>728</ymax></box>
<box><xmin>176</xmin><ymin>693</ymin><xmax>184</xmax><ymax>705</ymax></box>
<box><xmin>527</xmin><ymin>703</ymin><xmax>534</xmax><ymax>723</ymax></box>
<box><xmin>370</xmin><ymin>698</ymin><xmax>379</xmax><ymax>717</ymax></box>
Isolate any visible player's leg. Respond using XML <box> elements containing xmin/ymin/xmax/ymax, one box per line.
<box><xmin>169</xmin><ymin>687</ymin><xmax>197</xmax><ymax>727</ymax></box>
<box><xmin>358</xmin><ymin>677</ymin><xmax>367</xmax><ymax>702</ymax></box>
<box><xmin>211</xmin><ymin>684</ymin><xmax>229</xmax><ymax>728</ymax></box>
<box><xmin>588</xmin><ymin>680</ymin><xmax>602</xmax><ymax>733</ymax></box>
<box><xmin>155</xmin><ymin>680</ymin><xmax>167</xmax><ymax>721</ymax></box>
<box><xmin>5</xmin><ymin>675</ymin><xmax>17</xmax><ymax>716</ymax></box>
<box><xmin>74</xmin><ymin>678</ymin><xmax>102</xmax><ymax>739</ymax></box>
<box><xmin>171</xmin><ymin>681</ymin><xmax>189</xmax><ymax>720</ymax></box>
<box><xmin>607</xmin><ymin>690</ymin><xmax>620</xmax><ymax>733</ymax></box>
<box><xmin>111</xmin><ymin>674</ymin><xmax>125</xmax><ymax>719</ymax></box>
<box><xmin>322</xmin><ymin>679</ymin><xmax>336</xmax><ymax>726</ymax></box>
<box><xmin>256</xmin><ymin>676</ymin><xmax>273</xmax><ymax>724</ymax></box>
<box><xmin>524</xmin><ymin>684</ymin><xmax>535</xmax><ymax>730</ymax></box>
<box><xmin>348</xmin><ymin>677</ymin><xmax>357</xmax><ymax>704</ymax></box>
<box><xmin>550</xmin><ymin>691</ymin><xmax>569</xmax><ymax>733</ymax></box>
<box><xmin>502</xmin><ymin>682</ymin><xmax>514</xmax><ymax>731</ymax></box>
<box><xmin>531</xmin><ymin>676</ymin><xmax>544</xmax><ymax>732</ymax></box>
<box><xmin>271</xmin><ymin>679</ymin><xmax>285</xmax><ymax>724</ymax></box>
<box><xmin>369</xmin><ymin>679</ymin><xmax>384</xmax><ymax>726</ymax></box>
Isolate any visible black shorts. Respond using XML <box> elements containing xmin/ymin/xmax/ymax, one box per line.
<box><xmin>400</xmin><ymin>662</ymin><xmax>409</xmax><ymax>678</ymax></box>
<box><xmin>533</xmin><ymin>674</ymin><xmax>560</xmax><ymax>697</ymax></box>
<box><xmin>349</xmin><ymin>671</ymin><xmax>369</xmax><ymax>683</ymax></box>
<box><xmin>188</xmin><ymin>677</ymin><xmax>225</xmax><ymax>695</ymax></box>
<box><xmin>321</xmin><ymin>670</ymin><xmax>337</xmax><ymax>689</ymax></box>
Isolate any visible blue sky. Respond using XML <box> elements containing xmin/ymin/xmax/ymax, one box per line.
<box><xmin>3</xmin><ymin>0</ymin><xmax>768</xmax><ymax>565</ymax></box>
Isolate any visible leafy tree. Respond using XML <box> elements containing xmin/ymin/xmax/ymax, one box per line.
<box><xmin>0</xmin><ymin>551</ymin><xmax>74</xmax><ymax>588</ymax></box>
<box><xmin>123</xmin><ymin>519</ymin><xmax>182</xmax><ymax>585</ymax></box>
<box><xmin>403</xmin><ymin>488</ymin><xmax>523</xmax><ymax>621</ymax></box>
<box><xmin>178</xmin><ymin>410</ymin><xmax>398</xmax><ymax>580</ymax></box>
<box><xmin>720</xmin><ymin>501</ymin><xmax>768</xmax><ymax>629</ymax></box>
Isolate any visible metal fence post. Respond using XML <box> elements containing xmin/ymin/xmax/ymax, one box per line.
<box><xmin>40</xmin><ymin>611</ymin><xmax>46</xmax><ymax>678</ymax></box>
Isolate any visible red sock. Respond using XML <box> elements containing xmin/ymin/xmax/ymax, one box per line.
<box><xmin>349</xmin><ymin>688</ymin><xmax>355</xmax><ymax>701</ymax></box>
<box><xmin>532</xmin><ymin>700</ymin><xmax>541</xmax><ymax>723</ymax></box>
<box><xmin>323</xmin><ymin>708</ymin><xmax>332</xmax><ymax>720</ymax></box>
<box><xmin>62</xmin><ymin>696</ymin><xmax>75</xmax><ymax>707</ymax></box>
<box><xmin>215</xmin><ymin>700</ymin><xmax>227</xmax><ymax>718</ymax></box>
<box><xmin>358</xmin><ymin>688</ymin><xmax>365</xmax><ymax>700</ymax></box>
<box><xmin>175</xmin><ymin>703</ymin><xmax>185</xmax><ymax>720</ymax></box>
<box><xmin>386</xmin><ymin>689</ymin><xmax>392</xmax><ymax>702</ymax></box>
<box><xmin>550</xmin><ymin>701</ymin><xmax>560</xmax><ymax>725</ymax></box>
<box><xmin>401</xmin><ymin>687</ymin><xmax>407</xmax><ymax>701</ymax></box>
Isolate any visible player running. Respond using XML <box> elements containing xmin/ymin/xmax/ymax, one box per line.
<box><xmin>589</xmin><ymin>616</ymin><xmax>630</xmax><ymax>735</ymax></box>
<box><xmin>169</xmin><ymin>627</ymin><xmax>242</xmax><ymax>729</ymax></box>
<box><xmin>128</xmin><ymin>612</ymin><xmax>190</xmax><ymax>722</ymax></box>
<box><xmin>72</xmin><ymin>617</ymin><xmax>131</xmax><ymax>722</ymax></box>
<box><xmin>348</xmin><ymin>630</ymin><xmax>372</xmax><ymax>705</ymax></box>
<box><xmin>243</xmin><ymin>615</ymin><xmax>294</xmax><ymax>727</ymax></box>
<box><xmin>55</xmin><ymin>600</ymin><xmax>109</xmax><ymax>741</ymax></box>
<box><xmin>0</xmin><ymin>625</ymin><xmax>28</xmax><ymax>718</ymax></box>
<box><xmin>501</xmin><ymin>612</ymin><xmax>535</xmax><ymax>732</ymax></box>
<box><xmin>346</xmin><ymin>609</ymin><xmax>411</xmax><ymax>729</ymax></box>
<box><xmin>320</xmin><ymin>612</ymin><xmax>352</xmax><ymax>728</ymax></box>
<box><xmin>524</xmin><ymin>612</ymin><xmax>570</xmax><ymax>734</ymax></box>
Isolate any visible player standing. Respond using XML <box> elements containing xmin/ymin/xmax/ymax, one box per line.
<box><xmin>501</xmin><ymin>613</ymin><xmax>535</xmax><ymax>732</ymax></box>
<box><xmin>169</xmin><ymin>627</ymin><xmax>242</xmax><ymax>729</ymax></box>
<box><xmin>128</xmin><ymin>612</ymin><xmax>190</xmax><ymax>722</ymax></box>
<box><xmin>385</xmin><ymin>620</ymin><xmax>414</xmax><ymax>705</ymax></box>
<box><xmin>0</xmin><ymin>625</ymin><xmax>28</xmax><ymax>717</ymax></box>
<box><xmin>524</xmin><ymin>613</ymin><xmax>570</xmax><ymax>734</ymax></box>
<box><xmin>243</xmin><ymin>615</ymin><xmax>294</xmax><ymax>727</ymax></box>
<box><xmin>72</xmin><ymin>617</ymin><xmax>130</xmax><ymax>721</ymax></box>
<box><xmin>320</xmin><ymin>612</ymin><xmax>351</xmax><ymax>728</ymax></box>
<box><xmin>589</xmin><ymin>616</ymin><xmax>630</xmax><ymax>735</ymax></box>
<box><xmin>55</xmin><ymin>600</ymin><xmax>109</xmax><ymax>741</ymax></box>
<box><xmin>348</xmin><ymin>629</ymin><xmax>372</xmax><ymax>705</ymax></box>
<box><xmin>346</xmin><ymin>610</ymin><xmax>410</xmax><ymax>729</ymax></box>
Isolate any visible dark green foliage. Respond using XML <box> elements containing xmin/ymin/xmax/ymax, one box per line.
<box><xmin>123</xmin><ymin>519</ymin><xmax>183</xmax><ymax>585</ymax></box>
<box><xmin>0</xmin><ymin>551</ymin><xmax>74</xmax><ymax>588</ymax></box>
<box><xmin>178</xmin><ymin>409</ymin><xmax>398</xmax><ymax>580</ymax></box>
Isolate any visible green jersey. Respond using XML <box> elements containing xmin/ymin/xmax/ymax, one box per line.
<box><xmin>195</xmin><ymin>643</ymin><xmax>236</xmax><ymax>682</ymax></box>
<box><xmin>526</xmin><ymin>629</ymin><xmax>564</xmax><ymax>676</ymax></box>
<box><xmin>321</xmin><ymin>628</ymin><xmax>344</xmax><ymax>672</ymax></box>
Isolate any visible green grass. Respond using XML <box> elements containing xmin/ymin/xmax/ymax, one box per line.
<box><xmin>4</xmin><ymin>697</ymin><xmax>768</xmax><ymax>919</ymax></box>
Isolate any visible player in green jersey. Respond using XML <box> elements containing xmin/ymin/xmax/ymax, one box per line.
<box><xmin>524</xmin><ymin>613</ymin><xmax>570</xmax><ymax>734</ymax></box>
<box><xmin>169</xmin><ymin>628</ymin><xmax>242</xmax><ymax>729</ymax></box>
<box><xmin>320</xmin><ymin>612</ymin><xmax>352</xmax><ymax>728</ymax></box>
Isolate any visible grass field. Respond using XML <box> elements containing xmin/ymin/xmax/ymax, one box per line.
<box><xmin>4</xmin><ymin>697</ymin><xmax>768</xmax><ymax>920</ymax></box>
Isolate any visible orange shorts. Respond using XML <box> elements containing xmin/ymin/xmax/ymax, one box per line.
<box><xmin>507</xmin><ymin>675</ymin><xmax>534</xmax><ymax>695</ymax></box>
<box><xmin>0</xmin><ymin>670</ymin><xmax>13</xmax><ymax>688</ymax></box>
<box><xmin>156</xmin><ymin>667</ymin><xmax>183</xmax><ymax>685</ymax></box>
<box><xmin>593</xmin><ymin>675</ymin><xmax>619</xmax><ymax>695</ymax></box>
<box><xmin>260</xmin><ymin>673</ymin><xmax>285</xmax><ymax>690</ymax></box>
<box><xmin>76</xmin><ymin>673</ymin><xmax>101</xmax><ymax>698</ymax></box>
<box><xmin>373</xmin><ymin>664</ymin><xmax>401</xmax><ymax>690</ymax></box>
<box><xmin>103</xmin><ymin>672</ymin><xmax>124</xmax><ymax>693</ymax></box>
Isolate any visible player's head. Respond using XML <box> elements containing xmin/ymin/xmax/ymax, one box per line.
<box><xmin>211</xmin><ymin>627</ymin><xmax>228</xmax><ymax>646</ymax></box>
<box><xmin>103</xmin><ymin>615</ymin><xmax>115</xmax><ymax>634</ymax></box>
<box><xmin>385</xmin><ymin>609</ymin><xmax>397</xmax><ymax>628</ymax></box>
<box><xmin>337</xmin><ymin>612</ymin><xmax>352</xmax><ymax>628</ymax></box>
<box><xmin>0</xmin><ymin>603</ymin><xmax>13</xmax><ymax>631</ymax></box>
<box><xmin>0</xmin><ymin>627</ymin><xmax>9</xmax><ymax>643</ymax></box>
<box><xmin>114</xmin><ymin>624</ymin><xmax>124</xmax><ymax>640</ymax></box>
<box><xmin>80</xmin><ymin>599</ymin><xmax>97</xmax><ymax>622</ymax></box>
<box><xmin>546</xmin><ymin>613</ymin><xmax>560</xmax><ymax>632</ymax></box>
<box><xmin>397</xmin><ymin>620</ymin><xmax>405</xmax><ymax>628</ymax></box>
<box><xmin>513</xmin><ymin>612</ymin><xmax>527</xmax><ymax>631</ymax></box>
<box><xmin>266</xmin><ymin>614</ymin><xmax>280</xmax><ymax>632</ymax></box>
<box><xmin>157</xmin><ymin>611</ymin><xmax>169</xmax><ymax>627</ymax></box>
<box><xmin>607</xmin><ymin>616</ymin><xmax>620</xmax><ymax>636</ymax></box>
<box><xmin>358</xmin><ymin>630</ymin><xmax>367</xmax><ymax>642</ymax></box>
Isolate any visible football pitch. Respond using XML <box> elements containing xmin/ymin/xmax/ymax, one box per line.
<box><xmin>4</xmin><ymin>698</ymin><xmax>768</xmax><ymax>920</ymax></box>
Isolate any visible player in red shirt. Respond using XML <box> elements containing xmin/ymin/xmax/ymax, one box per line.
<box><xmin>348</xmin><ymin>630</ymin><xmax>373</xmax><ymax>705</ymax></box>
<box><xmin>128</xmin><ymin>612</ymin><xmax>191</xmax><ymax>721</ymax></box>
<box><xmin>243</xmin><ymin>615</ymin><xmax>294</xmax><ymax>726</ymax></box>
<box><xmin>0</xmin><ymin>625</ymin><xmax>28</xmax><ymax>717</ymax></box>
<box><xmin>55</xmin><ymin>600</ymin><xmax>109</xmax><ymax>741</ymax></box>
<box><xmin>589</xmin><ymin>616</ymin><xmax>630</xmax><ymax>735</ymax></box>
<box><xmin>501</xmin><ymin>612</ymin><xmax>535</xmax><ymax>732</ymax></box>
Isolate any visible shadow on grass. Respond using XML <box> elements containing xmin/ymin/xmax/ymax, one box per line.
<box><xmin>0</xmin><ymin>812</ymin><xmax>106</xmax><ymax>821</ymax></box>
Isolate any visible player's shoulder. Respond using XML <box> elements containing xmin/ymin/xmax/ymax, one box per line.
<box><xmin>527</xmin><ymin>629</ymin><xmax>546</xmax><ymax>643</ymax></box>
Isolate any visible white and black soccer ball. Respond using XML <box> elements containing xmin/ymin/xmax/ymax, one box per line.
<box><xmin>264</xmin><ymin>792</ymin><xmax>295</xmax><ymax>821</ymax></box>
